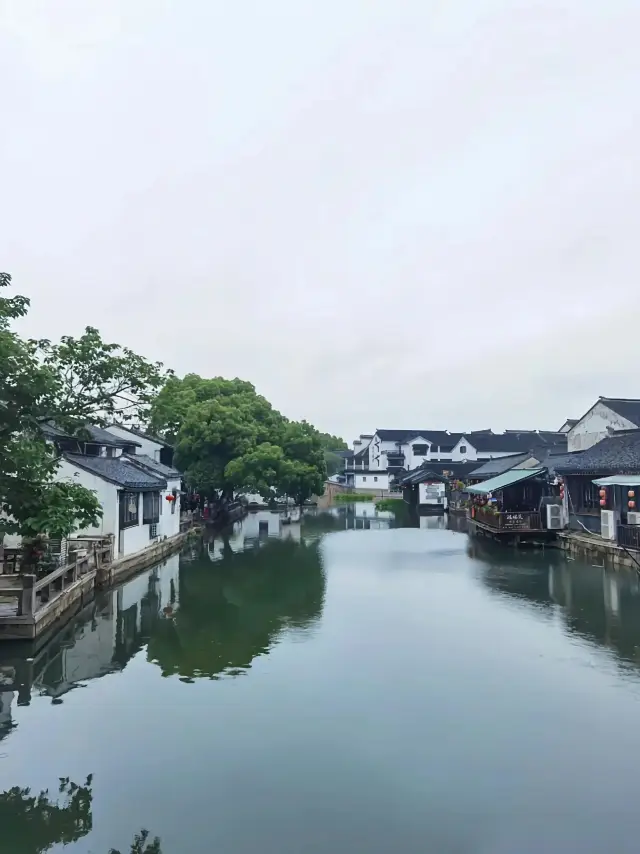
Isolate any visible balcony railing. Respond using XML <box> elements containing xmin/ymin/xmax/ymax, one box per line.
<box><xmin>618</xmin><ymin>524</ymin><xmax>640</xmax><ymax>550</ymax></box>
<box><xmin>471</xmin><ymin>507</ymin><xmax>542</xmax><ymax>531</ymax></box>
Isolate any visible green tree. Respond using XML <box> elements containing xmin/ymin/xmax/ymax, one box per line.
<box><xmin>316</xmin><ymin>431</ymin><xmax>347</xmax><ymax>451</ymax></box>
<box><xmin>148</xmin><ymin>374</ymin><xmax>328</xmax><ymax>503</ymax></box>
<box><xmin>1</xmin><ymin>273</ymin><xmax>166</xmax><ymax>550</ymax></box>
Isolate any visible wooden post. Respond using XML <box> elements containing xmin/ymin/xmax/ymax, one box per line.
<box><xmin>18</xmin><ymin>574</ymin><xmax>36</xmax><ymax>617</ymax></box>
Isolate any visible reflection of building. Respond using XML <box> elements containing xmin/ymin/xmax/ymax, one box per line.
<box><xmin>0</xmin><ymin>675</ymin><xmax>14</xmax><ymax>739</ymax></box>
<box><xmin>345</xmin><ymin>502</ymin><xmax>393</xmax><ymax>531</ymax></box>
<box><xmin>205</xmin><ymin>512</ymin><xmax>304</xmax><ymax>559</ymax></box>
<box><xmin>0</xmin><ymin>554</ymin><xmax>182</xmax><ymax>715</ymax></box>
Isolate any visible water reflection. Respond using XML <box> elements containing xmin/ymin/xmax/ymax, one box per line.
<box><xmin>470</xmin><ymin>538</ymin><xmax>640</xmax><ymax>668</ymax></box>
<box><xmin>0</xmin><ymin>775</ymin><xmax>93</xmax><ymax>853</ymax></box>
<box><xmin>147</xmin><ymin>536</ymin><xmax>325</xmax><ymax>679</ymax></box>
<box><xmin>0</xmin><ymin>513</ymin><xmax>328</xmax><ymax>736</ymax></box>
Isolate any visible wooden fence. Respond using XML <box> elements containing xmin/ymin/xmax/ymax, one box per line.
<box><xmin>0</xmin><ymin>536</ymin><xmax>113</xmax><ymax>618</ymax></box>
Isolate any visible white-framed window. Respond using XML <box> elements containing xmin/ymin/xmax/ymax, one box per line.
<box><xmin>374</xmin><ymin>476</ymin><xmax>378</xmax><ymax>482</ymax></box>
<box><xmin>362</xmin><ymin>477</ymin><xmax>367</xmax><ymax>482</ymax></box>
<box><xmin>459</xmin><ymin>445</ymin><xmax>467</xmax><ymax>454</ymax></box>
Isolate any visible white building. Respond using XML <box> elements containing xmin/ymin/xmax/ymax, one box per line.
<box><xmin>566</xmin><ymin>398</ymin><xmax>640</xmax><ymax>452</ymax></box>
<box><xmin>107</xmin><ymin>424</ymin><xmax>176</xmax><ymax>466</ymax></box>
<box><xmin>361</xmin><ymin>429</ymin><xmax>567</xmax><ymax>473</ymax></box>
<box><xmin>0</xmin><ymin>422</ymin><xmax>183</xmax><ymax>559</ymax></box>
<box><xmin>56</xmin><ymin>453</ymin><xmax>174</xmax><ymax>557</ymax></box>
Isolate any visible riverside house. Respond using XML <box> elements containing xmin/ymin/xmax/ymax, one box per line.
<box><xmin>2</xmin><ymin>423</ymin><xmax>182</xmax><ymax>561</ymax></box>
<box><xmin>554</xmin><ymin>429</ymin><xmax>640</xmax><ymax>544</ymax></box>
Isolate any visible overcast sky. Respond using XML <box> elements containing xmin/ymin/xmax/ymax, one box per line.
<box><xmin>2</xmin><ymin>1</ymin><xmax>639</xmax><ymax>442</ymax></box>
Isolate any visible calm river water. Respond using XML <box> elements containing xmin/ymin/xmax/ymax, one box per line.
<box><xmin>3</xmin><ymin>504</ymin><xmax>640</xmax><ymax>853</ymax></box>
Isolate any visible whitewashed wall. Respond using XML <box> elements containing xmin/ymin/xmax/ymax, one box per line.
<box><xmin>55</xmin><ymin>458</ymin><xmax>119</xmax><ymax>537</ymax></box>
<box><xmin>353</xmin><ymin>472</ymin><xmax>389</xmax><ymax>490</ymax></box>
<box><xmin>568</xmin><ymin>402</ymin><xmax>635</xmax><ymax>452</ymax></box>
<box><xmin>158</xmin><ymin>477</ymin><xmax>181</xmax><ymax>539</ymax></box>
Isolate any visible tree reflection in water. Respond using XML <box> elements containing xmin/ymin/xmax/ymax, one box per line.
<box><xmin>148</xmin><ymin>536</ymin><xmax>326</xmax><ymax>679</ymax></box>
<box><xmin>0</xmin><ymin>775</ymin><xmax>163</xmax><ymax>853</ymax></box>
<box><xmin>0</xmin><ymin>776</ymin><xmax>93</xmax><ymax>853</ymax></box>
<box><xmin>109</xmin><ymin>828</ymin><xmax>162</xmax><ymax>853</ymax></box>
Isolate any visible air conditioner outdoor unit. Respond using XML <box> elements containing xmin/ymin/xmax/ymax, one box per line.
<box><xmin>546</xmin><ymin>503</ymin><xmax>564</xmax><ymax>530</ymax></box>
<box><xmin>627</xmin><ymin>512</ymin><xmax>640</xmax><ymax>526</ymax></box>
<box><xmin>601</xmin><ymin>509</ymin><xmax>619</xmax><ymax>541</ymax></box>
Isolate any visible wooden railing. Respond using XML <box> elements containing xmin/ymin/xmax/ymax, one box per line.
<box><xmin>472</xmin><ymin>507</ymin><xmax>542</xmax><ymax>531</ymax></box>
<box><xmin>0</xmin><ymin>537</ymin><xmax>112</xmax><ymax>619</ymax></box>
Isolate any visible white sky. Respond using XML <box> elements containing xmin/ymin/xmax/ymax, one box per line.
<box><xmin>2</xmin><ymin>0</ymin><xmax>639</xmax><ymax>442</ymax></box>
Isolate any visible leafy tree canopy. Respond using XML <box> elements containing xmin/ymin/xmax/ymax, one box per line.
<box><xmin>1</xmin><ymin>273</ymin><xmax>166</xmax><ymax>543</ymax></box>
<box><xmin>149</xmin><ymin>375</ymin><xmax>328</xmax><ymax>502</ymax></box>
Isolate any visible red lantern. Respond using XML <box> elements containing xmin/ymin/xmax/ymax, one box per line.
<box><xmin>629</xmin><ymin>500</ymin><xmax>636</xmax><ymax>509</ymax></box>
<box><xmin>629</xmin><ymin>490</ymin><xmax>636</xmax><ymax>499</ymax></box>
<box><xmin>600</xmin><ymin>498</ymin><xmax>606</xmax><ymax>507</ymax></box>
<box><xmin>166</xmin><ymin>494</ymin><xmax>173</xmax><ymax>502</ymax></box>
<box><xmin>599</xmin><ymin>488</ymin><xmax>607</xmax><ymax>499</ymax></box>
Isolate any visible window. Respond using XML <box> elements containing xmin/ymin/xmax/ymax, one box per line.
<box><xmin>374</xmin><ymin>476</ymin><xmax>378</xmax><ymax>482</ymax></box>
<box><xmin>412</xmin><ymin>444</ymin><xmax>428</xmax><ymax>456</ymax></box>
<box><xmin>143</xmin><ymin>491</ymin><xmax>161</xmax><ymax>524</ymax></box>
<box><xmin>119</xmin><ymin>492</ymin><xmax>140</xmax><ymax>529</ymax></box>
<box><xmin>362</xmin><ymin>477</ymin><xmax>367</xmax><ymax>482</ymax></box>
<box><xmin>459</xmin><ymin>445</ymin><xmax>467</xmax><ymax>454</ymax></box>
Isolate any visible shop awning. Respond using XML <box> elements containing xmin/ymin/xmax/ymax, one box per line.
<box><xmin>592</xmin><ymin>475</ymin><xmax>640</xmax><ymax>487</ymax></box>
<box><xmin>465</xmin><ymin>468</ymin><xmax>545</xmax><ymax>496</ymax></box>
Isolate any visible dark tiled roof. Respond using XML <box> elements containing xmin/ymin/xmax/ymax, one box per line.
<box><xmin>347</xmin><ymin>469</ymin><xmax>388</xmax><ymax>475</ymax></box>
<box><xmin>124</xmin><ymin>454</ymin><xmax>181</xmax><ymax>479</ymax></box>
<box><xmin>375</xmin><ymin>429</ymin><xmax>464</xmax><ymax>451</ymax></box>
<box><xmin>396</xmin><ymin>461</ymin><xmax>479</xmax><ymax>480</ymax></box>
<box><xmin>42</xmin><ymin>422</ymin><xmax>136</xmax><ymax>447</ymax></box>
<box><xmin>64</xmin><ymin>454</ymin><xmax>167</xmax><ymax>490</ymax></box>
<box><xmin>353</xmin><ymin>447</ymin><xmax>369</xmax><ymax>460</ymax></box>
<box><xmin>468</xmin><ymin>453</ymin><xmax>532</xmax><ymax>478</ymax></box>
<box><xmin>335</xmin><ymin>450</ymin><xmax>354</xmax><ymax>458</ymax></box>
<box><xmin>467</xmin><ymin>432</ymin><xmax>567</xmax><ymax>454</ymax></box>
<box><xmin>544</xmin><ymin>451</ymin><xmax>585</xmax><ymax>475</ymax></box>
<box><xmin>561</xmin><ymin>419</ymin><xmax>578</xmax><ymax>429</ymax></box>
<box><xmin>600</xmin><ymin>398</ymin><xmax>640</xmax><ymax>427</ymax></box>
<box><xmin>554</xmin><ymin>431</ymin><xmax>640</xmax><ymax>475</ymax></box>
<box><xmin>400</xmin><ymin>468</ymin><xmax>448</xmax><ymax>486</ymax></box>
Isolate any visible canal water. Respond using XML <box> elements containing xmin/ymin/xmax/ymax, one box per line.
<box><xmin>3</xmin><ymin>504</ymin><xmax>640</xmax><ymax>853</ymax></box>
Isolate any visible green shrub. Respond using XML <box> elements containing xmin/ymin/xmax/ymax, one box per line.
<box><xmin>333</xmin><ymin>492</ymin><xmax>375</xmax><ymax>503</ymax></box>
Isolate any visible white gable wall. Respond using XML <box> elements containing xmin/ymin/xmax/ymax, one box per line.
<box><xmin>353</xmin><ymin>472</ymin><xmax>389</xmax><ymax>491</ymax></box>
<box><xmin>107</xmin><ymin>425</ymin><xmax>164</xmax><ymax>461</ymax></box>
<box><xmin>55</xmin><ymin>458</ymin><xmax>119</xmax><ymax>538</ymax></box>
<box><xmin>450</xmin><ymin>437</ymin><xmax>479</xmax><ymax>461</ymax></box>
<box><xmin>568</xmin><ymin>402</ymin><xmax>636</xmax><ymax>452</ymax></box>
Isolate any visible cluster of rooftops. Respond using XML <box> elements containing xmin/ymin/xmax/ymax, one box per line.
<box><xmin>344</xmin><ymin>398</ymin><xmax>640</xmax><ymax>487</ymax></box>
<box><xmin>42</xmin><ymin>422</ymin><xmax>181</xmax><ymax>492</ymax></box>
